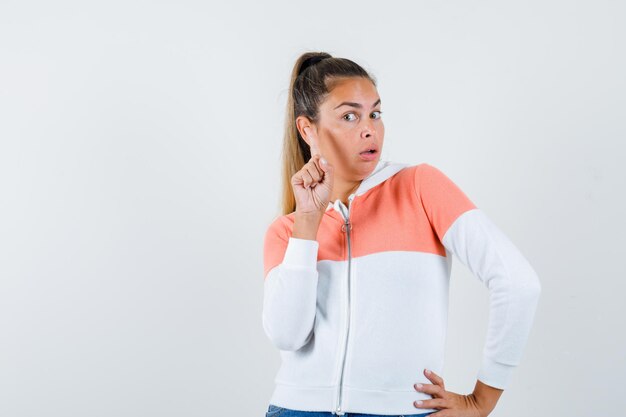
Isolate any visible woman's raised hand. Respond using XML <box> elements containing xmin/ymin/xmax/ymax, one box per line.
<box><xmin>290</xmin><ymin>129</ymin><xmax>334</xmax><ymax>215</ymax></box>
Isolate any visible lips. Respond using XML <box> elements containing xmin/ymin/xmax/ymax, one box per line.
<box><xmin>359</xmin><ymin>145</ymin><xmax>379</xmax><ymax>154</ymax></box>
<box><xmin>359</xmin><ymin>145</ymin><xmax>379</xmax><ymax>161</ymax></box>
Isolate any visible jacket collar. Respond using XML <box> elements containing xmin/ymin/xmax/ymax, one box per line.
<box><xmin>325</xmin><ymin>159</ymin><xmax>410</xmax><ymax>211</ymax></box>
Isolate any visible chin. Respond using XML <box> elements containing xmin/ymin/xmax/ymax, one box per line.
<box><xmin>357</xmin><ymin>160</ymin><xmax>379</xmax><ymax>176</ymax></box>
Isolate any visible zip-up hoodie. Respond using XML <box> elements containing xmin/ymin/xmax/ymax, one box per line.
<box><xmin>262</xmin><ymin>160</ymin><xmax>541</xmax><ymax>416</ymax></box>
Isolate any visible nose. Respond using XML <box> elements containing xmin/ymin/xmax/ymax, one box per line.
<box><xmin>361</xmin><ymin>120</ymin><xmax>375</xmax><ymax>139</ymax></box>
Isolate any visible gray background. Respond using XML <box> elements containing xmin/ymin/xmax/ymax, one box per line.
<box><xmin>1</xmin><ymin>1</ymin><xmax>624</xmax><ymax>416</ymax></box>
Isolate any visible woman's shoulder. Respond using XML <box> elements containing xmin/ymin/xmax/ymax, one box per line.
<box><xmin>264</xmin><ymin>212</ymin><xmax>295</xmax><ymax>240</ymax></box>
<box><xmin>381</xmin><ymin>160</ymin><xmax>442</xmax><ymax>186</ymax></box>
<box><xmin>384</xmin><ymin>160</ymin><xmax>440</xmax><ymax>174</ymax></box>
<box><xmin>407</xmin><ymin>161</ymin><xmax>440</xmax><ymax>173</ymax></box>
<box><xmin>403</xmin><ymin>161</ymin><xmax>456</xmax><ymax>183</ymax></box>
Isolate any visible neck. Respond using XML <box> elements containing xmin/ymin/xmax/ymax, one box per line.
<box><xmin>330</xmin><ymin>178</ymin><xmax>362</xmax><ymax>206</ymax></box>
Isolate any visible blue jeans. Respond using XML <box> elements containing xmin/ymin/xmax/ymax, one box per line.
<box><xmin>265</xmin><ymin>404</ymin><xmax>436</xmax><ymax>417</ymax></box>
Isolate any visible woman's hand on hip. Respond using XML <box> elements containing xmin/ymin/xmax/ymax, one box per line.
<box><xmin>413</xmin><ymin>369</ymin><xmax>488</xmax><ymax>417</ymax></box>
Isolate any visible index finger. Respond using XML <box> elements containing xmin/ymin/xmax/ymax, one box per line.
<box><xmin>305</xmin><ymin>128</ymin><xmax>323</xmax><ymax>158</ymax></box>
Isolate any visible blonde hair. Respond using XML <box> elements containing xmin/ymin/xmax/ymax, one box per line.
<box><xmin>280</xmin><ymin>51</ymin><xmax>377</xmax><ymax>215</ymax></box>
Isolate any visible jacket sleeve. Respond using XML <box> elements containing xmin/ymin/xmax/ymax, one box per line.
<box><xmin>415</xmin><ymin>163</ymin><xmax>542</xmax><ymax>390</ymax></box>
<box><xmin>261</xmin><ymin>217</ymin><xmax>319</xmax><ymax>351</ymax></box>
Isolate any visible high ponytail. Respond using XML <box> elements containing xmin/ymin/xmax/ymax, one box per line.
<box><xmin>279</xmin><ymin>51</ymin><xmax>376</xmax><ymax>215</ymax></box>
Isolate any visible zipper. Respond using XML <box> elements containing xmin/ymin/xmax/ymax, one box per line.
<box><xmin>334</xmin><ymin>193</ymin><xmax>355</xmax><ymax>416</ymax></box>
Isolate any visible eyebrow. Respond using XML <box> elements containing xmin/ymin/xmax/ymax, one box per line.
<box><xmin>333</xmin><ymin>98</ymin><xmax>381</xmax><ymax>110</ymax></box>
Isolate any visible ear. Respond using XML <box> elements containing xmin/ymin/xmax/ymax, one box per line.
<box><xmin>295</xmin><ymin>115</ymin><xmax>316</xmax><ymax>147</ymax></box>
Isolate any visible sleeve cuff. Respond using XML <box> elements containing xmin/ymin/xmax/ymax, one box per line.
<box><xmin>476</xmin><ymin>356</ymin><xmax>517</xmax><ymax>390</ymax></box>
<box><xmin>282</xmin><ymin>237</ymin><xmax>319</xmax><ymax>268</ymax></box>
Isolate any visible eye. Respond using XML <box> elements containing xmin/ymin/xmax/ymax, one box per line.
<box><xmin>371</xmin><ymin>110</ymin><xmax>383</xmax><ymax>119</ymax></box>
<box><xmin>343</xmin><ymin>113</ymin><xmax>357</xmax><ymax>122</ymax></box>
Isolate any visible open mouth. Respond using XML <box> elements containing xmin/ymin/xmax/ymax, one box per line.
<box><xmin>359</xmin><ymin>148</ymin><xmax>379</xmax><ymax>160</ymax></box>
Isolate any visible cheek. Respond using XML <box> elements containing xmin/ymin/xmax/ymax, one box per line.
<box><xmin>320</xmin><ymin>128</ymin><xmax>345</xmax><ymax>153</ymax></box>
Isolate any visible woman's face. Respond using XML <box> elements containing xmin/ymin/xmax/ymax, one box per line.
<box><xmin>297</xmin><ymin>77</ymin><xmax>384</xmax><ymax>181</ymax></box>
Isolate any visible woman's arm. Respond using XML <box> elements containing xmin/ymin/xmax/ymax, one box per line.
<box><xmin>415</xmin><ymin>163</ymin><xmax>542</xmax><ymax>389</ymax></box>
<box><xmin>262</xmin><ymin>216</ymin><xmax>321</xmax><ymax>351</ymax></box>
<box><xmin>471</xmin><ymin>379</ymin><xmax>504</xmax><ymax>416</ymax></box>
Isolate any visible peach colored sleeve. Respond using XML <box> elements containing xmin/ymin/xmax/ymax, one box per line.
<box><xmin>262</xmin><ymin>216</ymin><xmax>320</xmax><ymax>351</ymax></box>
<box><xmin>263</xmin><ymin>217</ymin><xmax>290</xmax><ymax>279</ymax></box>
<box><xmin>414</xmin><ymin>163</ymin><xmax>478</xmax><ymax>242</ymax></box>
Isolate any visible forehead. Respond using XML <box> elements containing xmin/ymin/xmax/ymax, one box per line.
<box><xmin>323</xmin><ymin>77</ymin><xmax>379</xmax><ymax>108</ymax></box>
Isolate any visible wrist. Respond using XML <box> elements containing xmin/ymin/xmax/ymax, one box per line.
<box><xmin>469</xmin><ymin>379</ymin><xmax>503</xmax><ymax>417</ymax></box>
<box><xmin>466</xmin><ymin>393</ymin><xmax>490</xmax><ymax>417</ymax></box>
<box><xmin>293</xmin><ymin>212</ymin><xmax>323</xmax><ymax>240</ymax></box>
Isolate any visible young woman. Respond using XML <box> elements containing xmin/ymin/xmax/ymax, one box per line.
<box><xmin>262</xmin><ymin>52</ymin><xmax>541</xmax><ymax>417</ymax></box>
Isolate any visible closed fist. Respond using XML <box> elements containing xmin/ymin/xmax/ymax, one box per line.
<box><xmin>291</xmin><ymin>129</ymin><xmax>334</xmax><ymax>215</ymax></box>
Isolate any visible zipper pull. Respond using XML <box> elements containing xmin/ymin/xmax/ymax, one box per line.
<box><xmin>341</xmin><ymin>218</ymin><xmax>351</xmax><ymax>233</ymax></box>
<box><xmin>340</xmin><ymin>194</ymin><xmax>356</xmax><ymax>232</ymax></box>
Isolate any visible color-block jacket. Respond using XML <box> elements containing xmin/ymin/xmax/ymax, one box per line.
<box><xmin>262</xmin><ymin>160</ymin><xmax>541</xmax><ymax>416</ymax></box>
